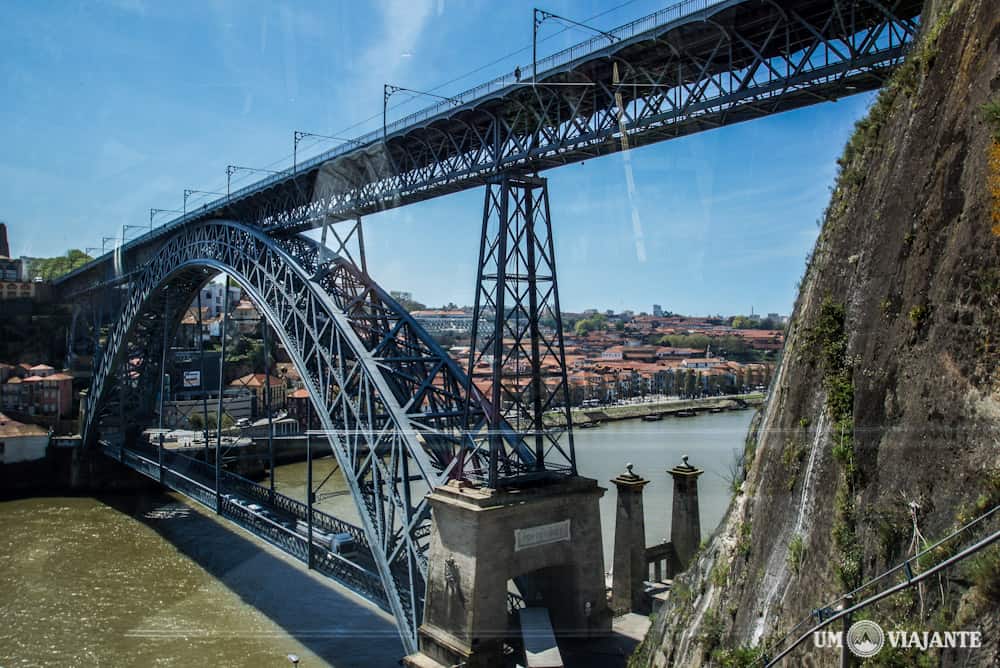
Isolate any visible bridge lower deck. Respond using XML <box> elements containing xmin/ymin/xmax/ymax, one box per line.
<box><xmin>98</xmin><ymin>439</ymin><xmax>390</xmax><ymax>610</ymax></box>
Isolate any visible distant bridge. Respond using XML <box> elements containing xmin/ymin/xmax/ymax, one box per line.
<box><xmin>55</xmin><ymin>0</ymin><xmax>923</xmax><ymax>655</ymax></box>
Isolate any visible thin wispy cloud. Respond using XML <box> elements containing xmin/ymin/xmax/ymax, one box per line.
<box><xmin>360</xmin><ymin>0</ymin><xmax>434</xmax><ymax>93</ymax></box>
<box><xmin>99</xmin><ymin>0</ymin><xmax>146</xmax><ymax>15</ymax></box>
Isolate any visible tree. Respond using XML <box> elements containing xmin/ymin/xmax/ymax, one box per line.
<box><xmin>189</xmin><ymin>411</ymin><xmax>234</xmax><ymax>430</ymax></box>
<box><xmin>225</xmin><ymin>335</ymin><xmax>265</xmax><ymax>369</ymax></box>
<box><xmin>189</xmin><ymin>412</ymin><xmax>208</xmax><ymax>429</ymax></box>
<box><xmin>574</xmin><ymin>313</ymin><xmax>607</xmax><ymax>336</ymax></box>
<box><xmin>685</xmin><ymin>370</ymin><xmax>698</xmax><ymax>397</ymax></box>
<box><xmin>26</xmin><ymin>249</ymin><xmax>93</xmax><ymax>280</ymax></box>
<box><xmin>659</xmin><ymin>333</ymin><xmax>711</xmax><ymax>351</ymax></box>
<box><xmin>389</xmin><ymin>291</ymin><xmax>427</xmax><ymax>312</ymax></box>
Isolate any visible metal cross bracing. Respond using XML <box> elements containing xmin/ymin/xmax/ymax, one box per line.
<box><xmin>56</xmin><ymin>0</ymin><xmax>921</xmax><ymax>295</ymax></box>
<box><xmin>81</xmin><ymin>219</ymin><xmax>540</xmax><ymax>653</ymax></box>
<box><xmin>464</xmin><ymin>174</ymin><xmax>577</xmax><ymax>487</ymax></box>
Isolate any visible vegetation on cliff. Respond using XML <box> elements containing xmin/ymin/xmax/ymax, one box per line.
<box><xmin>25</xmin><ymin>249</ymin><xmax>92</xmax><ymax>281</ymax></box>
<box><xmin>633</xmin><ymin>0</ymin><xmax>1000</xmax><ymax>665</ymax></box>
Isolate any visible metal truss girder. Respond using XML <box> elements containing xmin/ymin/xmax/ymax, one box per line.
<box><xmin>54</xmin><ymin>0</ymin><xmax>923</xmax><ymax>298</ymax></box>
<box><xmin>80</xmin><ymin>220</ymin><xmax>531</xmax><ymax>653</ymax></box>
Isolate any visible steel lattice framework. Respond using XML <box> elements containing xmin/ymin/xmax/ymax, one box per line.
<box><xmin>82</xmin><ymin>220</ymin><xmax>538</xmax><ymax>653</ymax></box>
<box><xmin>465</xmin><ymin>174</ymin><xmax>577</xmax><ymax>487</ymax></box>
<box><xmin>58</xmin><ymin>0</ymin><xmax>921</xmax><ymax>297</ymax></box>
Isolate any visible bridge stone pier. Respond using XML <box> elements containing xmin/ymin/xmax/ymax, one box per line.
<box><xmin>407</xmin><ymin>476</ymin><xmax>611</xmax><ymax>667</ymax></box>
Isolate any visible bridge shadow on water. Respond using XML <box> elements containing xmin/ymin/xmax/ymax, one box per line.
<box><xmin>100</xmin><ymin>490</ymin><xmax>404</xmax><ymax>667</ymax></box>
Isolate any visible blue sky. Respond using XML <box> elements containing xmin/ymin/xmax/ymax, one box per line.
<box><xmin>2</xmin><ymin>0</ymin><xmax>873</xmax><ymax>316</ymax></box>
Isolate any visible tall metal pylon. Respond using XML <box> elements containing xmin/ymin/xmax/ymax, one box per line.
<box><xmin>464</xmin><ymin>173</ymin><xmax>576</xmax><ymax>488</ymax></box>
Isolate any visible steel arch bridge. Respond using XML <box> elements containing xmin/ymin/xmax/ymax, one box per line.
<box><xmin>55</xmin><ymin>0</ymin><xmax>928</xmax><ymax>655</ymax></box>
<box><xmin>83</xmin><ymin>219</ymin><xmax>545</xmax><ymax>650</ymax></box>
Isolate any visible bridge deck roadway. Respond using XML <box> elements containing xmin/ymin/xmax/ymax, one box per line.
<box><xmin>98</xmin><ymin>438</ymin><xmax>393</xmax><ymax>612</ymax></box>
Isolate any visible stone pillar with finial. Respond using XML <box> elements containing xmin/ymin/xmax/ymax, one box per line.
<box><xmin>611</xmin><ymin>463</ymin><xmax>650</xmax><ymax>615</ymax></box>
<box><xmin>669</xmin><ymin>455</ymin><xmax>704</xmax><ymax>570</ymax></box>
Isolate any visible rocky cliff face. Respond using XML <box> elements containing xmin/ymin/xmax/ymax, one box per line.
<box><xmin>632</xmin><ymin>0</ymin><xmax>1000</xmax><ymax>665</ymax></box>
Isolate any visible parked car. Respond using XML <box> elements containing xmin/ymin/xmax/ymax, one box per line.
<box><xmin>331</xmin><ymin>532</ymin><xmax>359</xmax><ymax>558</ymax></box>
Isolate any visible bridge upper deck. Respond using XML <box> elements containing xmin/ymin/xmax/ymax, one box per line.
<box><xmin>56</xmin><ymin>0</ymin><xmax>921</xmax><ymax>294</ymax></box>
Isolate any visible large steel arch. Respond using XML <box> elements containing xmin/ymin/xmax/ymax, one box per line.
<box><xmin>82</xmin><ymin>219</ymin><xmax>535</xmax><ymax>652</ymax></box>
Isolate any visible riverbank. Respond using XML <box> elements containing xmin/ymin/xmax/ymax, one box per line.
<box><xmin>543</xmin><ymin>393</ymin><xmax>765</xmax><ymax>427</ymax></box>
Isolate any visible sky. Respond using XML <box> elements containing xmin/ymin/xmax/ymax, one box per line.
<box><xmin>1</xmin><ymin>0</ymin><xmax>875</xmax><ymax>316</ymax></box>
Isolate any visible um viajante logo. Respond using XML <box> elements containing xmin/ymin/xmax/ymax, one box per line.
<box><xmin>812</xmin><ymin>618</ymin><xmax>983</xmax><ymax>657</ymax></box>
<box><xmin>846</xmin><ymin>620</ymin><xmax>884</xmax><ymax>658</ymax></box>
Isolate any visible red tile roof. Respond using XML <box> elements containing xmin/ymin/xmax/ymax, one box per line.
<box><xmin>228</xmin><ymin>373</ymin><xmax>284</xmax><ymax>388</ymax></box>
<box><xmin>0</xmin><ymin>412</ymin><xmax>48</xmax><ymax>437</ymax></box>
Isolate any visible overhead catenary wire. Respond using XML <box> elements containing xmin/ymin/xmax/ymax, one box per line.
<box><xmin>88</xmin><ymin>0</ymin><xmax>699</xmax><ymax>265</ymax></box>
<box><xmin>763</xmin><ymin>522</ymin><xmax>1000</xmax><ymax>666</ymax></box>
<box><xmin>754</xmin><ymin>502</ymin><xmax>1000</xmax><ymax>665</ymax></box>
<box><xmin>150</xmin><ymin>0</ymin><xmax>650</xmax><ymax>207</ymax></box>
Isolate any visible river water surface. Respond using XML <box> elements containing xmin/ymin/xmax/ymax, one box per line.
<box><xmin>0</xmin><ymin>410</ymin><xmax>752</xmax><ymax>666</ymax></box>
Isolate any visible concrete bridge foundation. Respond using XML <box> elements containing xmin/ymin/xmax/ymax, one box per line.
<box><xmin>406</xmin><ymin>476</ymin><xmax>611</xmax><ymax>667</ymax></box>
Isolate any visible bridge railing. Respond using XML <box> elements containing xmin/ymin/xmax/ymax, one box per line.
<box><xmin>646</xmin><ymin>541</ymin><xmax>679</xmax><ymax>583</ymax></box>
<box><xmin>377</xmin><ymin>0</ymin><xmax>726</xmax><ymax>138</ymax></box>
<box><xmin>194</xmin><ymin>0</ymin><xmax>726</xmax><ymax>213</ymax></box>
<box><xmin>313</xmin><ymin>549</ymin><xmax>390</xmax><ymax>608</ymax></box>
<box><xmin>164</xmin><ymin>464</ymin><xmax>218</xmax><ymax>509</ymax></box>
<box><xmin>152</xmin><ymin>446</ymin><xmax>371</xmax><ymax>549</ymax></box>
<box><xmin>220</xmin><ymin>469</ymin><xmax>370</xmax><ymax>546</ymax></box>
<box><xmin>218</xmin><ymin>493</ymin><xmax>389</xmax><ymax>607</ymax></box>
<box><xmin>103</xmin><ymin>440</ymin><xmax>390</xmax><ymax>609</ymax></box>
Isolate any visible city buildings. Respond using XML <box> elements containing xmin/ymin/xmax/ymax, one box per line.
<box><xmin>228</xmin><ymin>373</ymin><xmax>287</xmax><ymax>417</ymax></box>
<box><xmin>287</xmin><ymin>388</ymin><xmax>316</xmax><ymax>430</ymax></box>
<box><xmin>447</xmin><ymin>303</ymin><xmax>783</xmax><ymax>407</ymax></box>
<box><xmin>198</xmin><ymin>282</ymin><xmax>243</xmax><ymax>318</ymax></box>
<box><xmin>0</xmin><ymin>223</ymin><xmax>43</xmax><ymax>301</ymax></box>
<box><xmin>0</xmin><ymin>361</ymin><xmax>74</xmax><ymax>418</ymax></box>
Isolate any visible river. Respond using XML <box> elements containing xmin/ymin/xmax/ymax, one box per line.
<box><xmin>271</xmin><ymin>409</ymin><xmax>754</xmax><ymax>565</ymax></box>
<box><xmin>0</xmin><ymin>410</ymin><xmax>753</xmax><ymax>666</ymax></box>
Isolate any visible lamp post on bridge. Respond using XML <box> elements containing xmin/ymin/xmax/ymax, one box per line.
<box><xmin>293</xmin><ymin>130</ymin><xmax>362</xmax><ymax>173</ymax></box>
<box><xmin>150</xmin><ymin>208</ymin><xmax>181</xmax><ymax>230</ymax></box>
<box><xmin>183</xmin><ymin>189</ymin><xmax>225</xmax><ymax>216</ymax></box>
<box><xmin>226</xmin><ymin>165</ymin><xmax>281</xmax><ymax>198</ymax></box>
<box><xmin>532</xmin><ymin>8</ymin><xmax>619</xmax><ymax>85</ymax></box>
<box><xmin>383</xmin><ymin>84</ymin><xmax>461</xmax><ymax>141</ymax></box>
<box><xmin>122</xmin><ymin>224</ymin><xmax>148</xmax><ymax>244</ymax></box>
